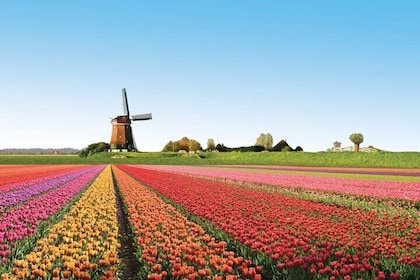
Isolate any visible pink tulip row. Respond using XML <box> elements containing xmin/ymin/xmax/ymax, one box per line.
<box><xmin>0</xmin><ymin>165</ymin><xmax>104</xmax><ymax>266</ymax></box>
<box><xmin>136</xmin><ymin>165</ymin><xmax>420</xmax><ymax>201</ymax></box>
<box><xmin>223</xmin><ymin>165</ymin><xmax>420</xmax><ymax>177</ymax></box>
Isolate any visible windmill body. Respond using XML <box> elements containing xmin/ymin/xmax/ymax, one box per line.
<box><xmin>110</xmin><ymin>88</ymin><xmax>152</xmax><ymax>152</ymax></box>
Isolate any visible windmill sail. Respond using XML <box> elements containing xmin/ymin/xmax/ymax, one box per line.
<box><xmin>131</xmin><ymin>113</ymin><xmax>152</xmax><ymax>121</ymax></box>
<box><xmin>122</xmin><ymin>88</ymin><xmax>130</xmax><ymax>117</ymax></box>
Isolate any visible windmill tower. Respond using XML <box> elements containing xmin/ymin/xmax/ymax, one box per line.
<box><xmin>110</xmin><ymin>88</ymin><xmax>152</xmax><ymax>152</ymax></box>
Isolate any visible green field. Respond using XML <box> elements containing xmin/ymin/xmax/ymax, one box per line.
<box><xmin>1</xmin><ymin>151</ymin><xmax>420</xmax><ymax>168</ymax></box>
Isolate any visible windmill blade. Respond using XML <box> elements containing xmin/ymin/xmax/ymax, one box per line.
<box><xmin>132</xmin><ymin>134</ymin><xmax>138</xmax><ymax>151</ymax></box>
<box><xmin>122</xmin><ymin>88</ymin><xmax>130</xmax><ymax>117</ymax></box>
<box><xmin>131</xmin><ymin>113</ymin><xmax>152</xmax><ymax>121</ymax></box>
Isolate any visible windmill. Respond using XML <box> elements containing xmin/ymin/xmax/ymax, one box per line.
<box><xmin>109</xmin><ymin>88</ymin><xmax>152</xmax><ymax>152</ymax></box>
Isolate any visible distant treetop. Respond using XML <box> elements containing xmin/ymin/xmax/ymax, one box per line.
<box><xmin>162</xmin><ymin>137</ymin><xmax>202</xmax><ymax>152</ymax></box>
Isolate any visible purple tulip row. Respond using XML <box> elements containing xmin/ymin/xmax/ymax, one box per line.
<box><xmin>0</xmin><ymin>165</ymin><xmax>89</xmax><ymax>193</ymax></box>
<box><xmin>0</xmin><ymin>167</ymin><xmax>99</xmax><ymax>209</ymax></box>
<box><xmin>0</xmin><ymin>165</ymin><xmax>104</xmax><ymax>265</ymax></box>
<box><xmin>136</xmin><ymin>165</ymin><xmax>420</xmax><ymax>201</ymax></box>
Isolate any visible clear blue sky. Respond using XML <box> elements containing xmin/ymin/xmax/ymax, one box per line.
<box><xmin>1</xmin><ymin>1</ymin><xmax>419</xmax><ymax>152</ymax></box>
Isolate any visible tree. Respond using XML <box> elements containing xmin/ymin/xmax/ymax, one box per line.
<box><xmin>161</xmin><ymin>137</ymin><xmax>202</xmax><ymax>153</ymax></box>
<box><xmin>207</xmin><ymin>138</ymin><xmax>216</xmax><ymax>151</ymax></box>
<box><xmin>179</xmin><ymin>137</ymin><xmax>190</xmax><ymax>152</ymax></box>
<box><xmin>255</xmin><ymin>133</ymin><xmax>273</xmax><ymax>150</ymax></box>
<box><xmin>349</xmin><ymin>133</ymin><xmax>364</xmax><ymax>152</ymax></box>
<box><xmin>333</xmin><ymin>141</ymin><xmax>341</xmax><ymax>148</ymax></box>
<box><xmin>162</xmin><ymin>140</ymin><xmax>183</xmax><ymax>152</ymax></box>
<box><xmin>189</xmin><ymin>139</ymin><xmax>202</xmax><ymax>152</ymax></box>
<box><xmin>79</xmin><ymin>142</ymin><xmax>110</xmax><ymax>158</ymax></box>
<box><xmin>216</xmin><ymin>143</ymin><xmax>227</xmax><ymax>152</ymax></box>
<box><xmin>162</xmin><ymin>141</ymin><xmax>175</xmax><ymax>152</ymax></box>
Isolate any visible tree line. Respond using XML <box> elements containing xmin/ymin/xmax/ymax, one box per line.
<box><xmin>161</xmin><ymin>133</ymin><xmax>303</xmax><ymax>153</ymax></box>
<box><xmin>75</xmin><ymin>132</ymin><xmax>364</xmax><ymax>158</ymax></box>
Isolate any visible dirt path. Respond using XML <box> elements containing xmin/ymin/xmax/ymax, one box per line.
<box><xmin>113</xmin><ymin>173</ymin><xmax>141</xmax><ymax>280</ymax></box>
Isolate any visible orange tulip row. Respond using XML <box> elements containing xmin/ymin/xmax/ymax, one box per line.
<box><xmin>112</xmin><ymin>166</ymin><xmax>262</xmax><ymax>280</ymax></box>
<box><xmin>0</xmin><ymin>165</ymin><xmax>89</xmax><ymax>187</ymax></box>
<box><xmin>1</xmin><ymin>165</ymin><xmax>120</xmax><ymax>280</ymax></box>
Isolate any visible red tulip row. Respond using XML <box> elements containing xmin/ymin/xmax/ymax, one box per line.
<box><xmin>0</xmin><ymin>165</ymin><xmax>89</xmax><ymax>188</ymax></box>
<box><xmin>112</xmin><ymin>165</ymin><xmax>262</xmax><ymax>280</ymax></box>
<box><xmin>118</xmin><ymin>165</ymin><xmax>420</xmax><ymax>280</ymax></box>
<box><xmin>137</xmin><ymin>165</ymin><xmax>420</xmax><ymax>201</ymax></box>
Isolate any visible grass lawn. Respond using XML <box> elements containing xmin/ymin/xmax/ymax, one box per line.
<box><xmin>0</xmin><ymin>151</ymin><xmax>419</xmax><ymax>168</ymax></box>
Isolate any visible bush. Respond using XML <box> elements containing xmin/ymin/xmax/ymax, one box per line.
<box><xmin>79</xmin><ymin>142</ymin><xmax>110</xmax><ymax>158</ymax></box>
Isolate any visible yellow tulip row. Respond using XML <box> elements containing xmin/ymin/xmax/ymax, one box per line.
<box><xmin>1</xmin><ymin>165</ymin><xmax>120</xmax><ymax>280</ymax></box>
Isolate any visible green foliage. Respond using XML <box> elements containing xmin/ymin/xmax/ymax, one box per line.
<box><xmin>79</xmin><ymin>142</ymin><xmax>110</xmax><ymax>158</ymax></box>
<box><xmin>349</xmin><ymin>133</ymin><xmax>364</xmax><ymax>144</ymax></box>
<box><xmin>179</xmin><ymin>137</ymin><xmax>190</xmax><ymax>151</ymax></box>
<box><xmin>216</xmin><ymin>143</ymin><xmax>227</xmax><ymax>152</ymax></box>
<box><xmin>188</xmin><ymin>139</ymin><xmax>202</xmax><ymax>152</ymax></box>
<box><xmin>206</xmin><ymin>138</ymin><xmax>216</xmax><ymax>151</ymax></box>
<box><xmin>243</xmin><ymin>146</ymin><xmax>265</xmax><ymax>152</ymax></box>
<box><xmin>215</xmin><ymin>144</ymin><xmax>265</xmax><ymax>152</ymax></box>
<box><xmin>255</xmin><ymin>133</ymin><xmax>273</xmax><ymax>150</ymax></box>
<box><xmin>162</xmin><ymin>137</ymin><xmax>202</xmax><ymax>152</ymax></box>
<box><xmin>350</xmin><ymin>133</ymin><xmax>364</xmax><ymax>152</ymax></box>
<box><xmin>162</xmin><ymin>141</ymin><xmax>180</xmax><ymax>152</ymax></box>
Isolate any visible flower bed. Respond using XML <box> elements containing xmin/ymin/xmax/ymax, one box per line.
<box><xmin>138</xmin><ymin>165</ymin><xmax>420</xmax><ymax>201</ymax></box>
<box><xmin>1</xmin><ymin>164</ymin><xmax>418</xmax><ymax>279</ymax></box>
<box><xmin>1</xmin><ymin>165</ymin><xmax>119</xmax><ymax>280</ymax></box>
<box><xmin>113</xmin><ymin>165</ymin><xmax>262</xmax><ymax>280</ymax></box>
<box><xmin>0</xmin><ymin>167</ymin><xmax>100</xmax><ymax>209</ymax></box>
<box><xmin>0</xmin><ymin>166</ymin><xmax>104</xmax><ymax>268</ymax></box>
<box><xmin>118</xmin><ymin>165</ymin><xmax>420</xmax><ymax>280</ymax></box>
<box><xmin>0</xmin><ymin>165</ymin><xmax>89</xmax><ymax>188</ymax></box>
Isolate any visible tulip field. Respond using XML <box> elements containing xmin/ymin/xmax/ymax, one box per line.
<box><xmin>0</xmin><ymin>164</ymin><xmax>419</xmax><ymax>280</ymax></box>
